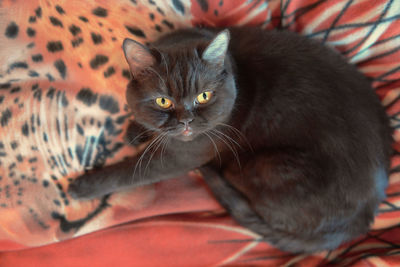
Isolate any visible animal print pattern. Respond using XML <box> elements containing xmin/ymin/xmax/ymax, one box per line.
<box><xmin>0</xmin><ymin>0</ymin><xmax>400</xmax><ymax>266</ymax></box>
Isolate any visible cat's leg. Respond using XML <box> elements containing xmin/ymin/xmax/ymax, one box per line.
<box><xmin>201</xmin><ymin>150</ymin><xmax>372</xmax><ymax>253</ymax></box>
<box><xmin>68</xmin><ymin>136</ymin><xmax>214</xmax><ymax>200</ymax></box>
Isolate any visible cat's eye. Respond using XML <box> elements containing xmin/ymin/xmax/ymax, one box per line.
<box><xmin>155</xmin><ymin>97</ymin><xmax>173</xmax><ymax>109</ymax></box>
<box><xmin>196</xmin><ymin>91</ymin><xmax>213</xmax><ymax>104</ymax></box>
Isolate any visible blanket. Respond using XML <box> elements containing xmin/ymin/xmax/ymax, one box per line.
<box><xmin>0</xmin><ymin>0</ymin><xmax>399</xmax><ymax>266</ymax></box>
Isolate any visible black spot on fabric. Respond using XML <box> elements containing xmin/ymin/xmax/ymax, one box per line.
<box><xmin>91</xmin><ymin>32</ymin><xmax>103</xmax><ymax>44</ymax></box>
<box><xmin>116</xmin><ymin>114</ymin><xmax>129</xmax><ymax>124</ymax></box>
<box><xmin>78</xmin><ymin>16</ymin><xmax>88</xmax><ymax>22</ymax></box>
<box><xmin>51</xmin><ymin>195</ymin><xmax>110</xmax><ymax>233</ymax></box>
<box><xmin>46</xmin><ymin>87</ymin><xmax>55</xmax><ymax>99</ymax></box>
<box><xmin>172</xmin><ymin>0</ymin><xmax>185</xmax><ymax>14</ymax></box>
<box><xmin>56</xmin><ymin>183</ymin><xmax>63</xmax><ymax>190</ymax></box>
<box><xmin>76</xmin><ymin>124</ymin><xmax>84</xmax><ymax>136</ymax></box>
<box><xmin>69</xmin><ymin>24</ymin><xmax>81</xmax><ymax>36</ymax></box>
<box><xmin>51</xmin><ymin>175</ymin><xmax>58</xmax><ymax>181</ymax></box>
<box><xmin>0</xmin><ymin>83</ymin><xmax>11</xmax><ymax>89</ymax></box>
<box><xmin>0</xmin><ymin>96</ymin><xmax>4</xmax><ymax>104</ymax></box>
<box><xmin>5</xmin><ymin>22</ymin><xmax>19</xmax><ymax>38</ymax></box>
<box><xmin>156</xmin><ymin>7</ymin><xmax>165</xmax><ymax>16</ymax></box>
<box><xmin>98</xmin><ymin>22</ymin><xmax>103</xmax><ymax>27</ymax></box>
<box><xmin>148</xmin><ymin>0</ymin><xmax>156</xmax><ymax>5</ymax></box>
<box><xmin>122</xmin><ymin>69</ymin><xmax>131</xmax><ymax>80</ymax></box>
<box><xmin>214</xmin><ymin>9</ymin><xmax>218</xmax><ymax>16</ymax></box>
<box><xmin>155</xmin><ymin>25</ymin><xmax>162</xmax><ymax>32</ymax></box>
<box><xmin>16</xmin><ymin>155</ymin><xmax>23</xmax><ymax>162</ymax></box>
<box><xmin>32</xmin><ymin>54</ymin><xmax>43</xmax><ymax>62</ymax></box>
<box><xmin>53</xmin><ymin>199</ymin><xmax>61</xmax><ymax>206</ymax></box>
<box><xmin>10</xmin><ymin>62</ymin><xmax>28</xmax><ymax>70</ymax></box>
<box><xmin>89</xmin><ymin>54</ymin><xmax>108</xmax><ymax>69</ymax></box>
<box><xmin>43</xmin><ymin>180</ymin><xmax>49</xmax><ymax>187</ymax></box>
<box><xmin>28</xmin><ymin>157</ymin><xmax>37</xmax><ymax>163</ymax></box>
<box><xmin>149</xmin><ymin>13</ymin><xmax>155</xmax><ymax>20</ymax></box>
<box><xmin>27</xmin><ymin>42</ymin><xmax>35</xmax><ymax>48</ymax></box>
<box><xmin>61</xmin><ymin>92</ymin><xmax>69</xmax><ymax>107</ymax></box>
<box><xmin>49</xmin><ymin>16</ymin><xmax>63</xmax><ymax>27</ymax></box>
<box><xmin>103</xmin><ymin>66</ymin><xmax>115</xmax><ymax>78</ymax></box>
<box><xmin>130</xmin><ymin>0</ymin><xmax>137</xmax><ymax>4</ymax></box>
<box><xmin>0</xmin><ymin>109</ymin><xmax>12</xmax><ymax>127</ymax></box>
<box><xmin>56</xmin><ymin>118</ymin><xmax>61</xmax><ymax>135</ymax></box>
<box><xmin>26</xmin><ymin>27</ymin><xmax>36</xmax><ymax>37</ymax></box>
<box><xmin>31</xmin><ymin>146</ymin><xmax>38</xmax><ymax>151</ymax></box>
<box><xmin>10</xmin><ymin>142</ymin><xmax>18</xmax><ymax>150</ymax></box>
<box><xmin>0</xmin><ymin>142</ymin><xmax>4</xmax><ymax>148</ymax></box>
<box><xmin>54</xmin><ymin>59</ymin><xmax>67</xmax><ymax>79</ymax></box>
<box><xmin>92</xmin><ymin>7</ymin><xmax>108</xmax><ymax>17</ymax></box>
<box><xmin>47</xmin><ymin>41</ymin><xmax>63</xmax><ymax>52</ymax></box>
<box><xmin>10</xmin><ymin>87</ymin><xmax>21</xmax><ymax>93</ymax></box>
<box><xmin>29</xmin><ymin>16</ymin><xmax>37</xmax><ymax>23</ymax></box>
<box><xmin>78</xmin><ymin>62</ymin><xmax>83</xmax><ymax>68</ymax></box>
<box><xmin>219</xmin><ymin>0</ymin><xmax>223</xmax><ymax>6</ymax></box>
<box><xmin>33</xmin><ymin>89</ymin><xmax>42</xmax><ymax>101</ymax></box>
<box><xmin>196</xmin><ymin>0</ymin><xmax>209</xmax><ymax>12</ymax></box>
<box><xmin>111</xmin><ymin>37</ymin><xmax>117</xmax><ymax>42</ymax></box>
<box><xmin>32</xmin><ymin>83</ymin><xmax>39</xmax><ymax>90</ymax></box>
<box><xmin>22</xmin><ymin>123</ymin><xmax>29</xmax><ymax>136</ymax></box>
<box><xmin>28</xmin><ymin>70</ymin><xmax>39</xmax><ymax>77</ymax></box>
<box><xmin>46</xmin><ymin>73</ymin><xmax>55</xmax><ymax>81</ymax></box>
<box><xmin>43</xmin><ymin>133</ymin><xmax>48</xmax><ymax>142</ymax></box>
<box><xmin>105</xmin><ymin>117</ymin><xmax>116</xmax><ymax>135</ymax></box>
<box><xmin>125</xmin><ymin>25</ymin><xmax>146</xmax><ymax>38</ymax></box>
<box><xmin>99</xmin><ymin>95</ymin><xmax>120</xmax><ymax>114</ymax></box>
<box><xmin>35</xmin><ymin>7</ymin><xmax>42</xmax><ymax>18</ymax></box>
<box><xmin>71</xmin><ymin>37</ymin><xmax>83</xmax><ymax>47</ymax></box>
<box><xmin>0</xmin><ymin>152</ymin><xmax>6</xmax><ymax>157</ymax></box>
<box><xmin>55</xmin><ymin>5</ymin><xmax>65</xmax><ymax>14</ymax></box>
<box><xmin>77</xmin><ymin>88</ymin><xmax>98</xmax><ymax>106</ymax></box>
<box><xmin>162</xmin><ymin>20</ymin><xmax>174</xmax><ymax>29</ymax></box>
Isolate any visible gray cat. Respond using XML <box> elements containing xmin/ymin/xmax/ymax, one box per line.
<box><xmin>68</xmin><ymin>27</ymin><xmax>392</xmax><ymax>253</ymax></box>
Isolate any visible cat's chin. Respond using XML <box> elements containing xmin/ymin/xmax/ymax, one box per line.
<box><xmin>174</xmin><ymin>134</ymin><xmax>196</xmax><ymax>142</ymax></box>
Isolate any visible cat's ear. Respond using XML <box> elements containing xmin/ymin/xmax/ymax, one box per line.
<box><xmin>202</xmin><ymin>30</ymin><xmax>230</xmax><ymax>67</ymax></box>
<box><xmin>123</xmin><ymin>38</ymin><xmax>155</xmax><ymax>77</ymax></box>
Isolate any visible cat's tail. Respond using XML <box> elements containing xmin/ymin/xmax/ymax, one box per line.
<box><xmin>199</xmin><ymin>166</ymin><xmax>349</xmax><ymax>254</ymax></box>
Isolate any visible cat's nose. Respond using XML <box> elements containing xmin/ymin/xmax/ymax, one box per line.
<box><xmin>179</xmin><ymin>117</ymin><xmax>193</xmax><ymax>125</ymax></box>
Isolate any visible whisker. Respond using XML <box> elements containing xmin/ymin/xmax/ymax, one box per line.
<box><xmin>131</xmin><ymin>133</ymin><xmax>165</xmax><ymax>183</ymax></box>
<box><xmin>203</xmin><ymin>131</ymin><xmax>221</xmax><ymax>166</ymax></box>
<box><xmin>210</xmin><ymin>130</ymin><xmax>242</xmax><ymax>171</ymax></box>
<box><xmin>218</xmin><ymin>123</ymin><xmax>253</xmax><ymax>152</ymax></box>
<box><xmin>143</xmin><ymin>132</ymin><xmax>168</xmax><ymax>177</ymax></box>
<box><xmin>213</xmin><ymin>128</ymin><xmax>242</xmax><ymax>150</ymax></box>
<box><xmin>128</xmin><ymin>128</ymin><xmax>154</xmax><ymax>146</ymax></box>
<box><xmin>160</xmin><ymin>135</ymin><xmax>170</xmax><ymax>168</ymax></box>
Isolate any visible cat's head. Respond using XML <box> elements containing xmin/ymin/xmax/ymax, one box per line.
<box><xmin>123</xmin><ymin>30</ymin><xmax>237</xmax><ymax>142</ymax></box>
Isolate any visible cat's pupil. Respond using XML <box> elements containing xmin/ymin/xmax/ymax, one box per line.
<box><xmin>161</xmin><ymin>98</ymin><xmax>165</xmax><ymax>104</ymax></box>
<box><xmin>203</xmin><ymin>93</ymin><xmax>207</xmax><ymax>100</ymax></box>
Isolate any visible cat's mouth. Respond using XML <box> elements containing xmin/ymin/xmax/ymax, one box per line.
<box><xmin>169</xmin><ymin>125</ymin><xmax>195</xmax><ymax>142</ymax></box>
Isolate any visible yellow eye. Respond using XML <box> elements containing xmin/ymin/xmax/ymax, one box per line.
<box><xmin>155</xmin><ymin>97</ymin><xmax>172</xmax><ymax>109</ymax></box>
<box><xmin>197</xmin><ymin>91</ymin><xmax>213</xmax><ymax>104</ymax></box>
